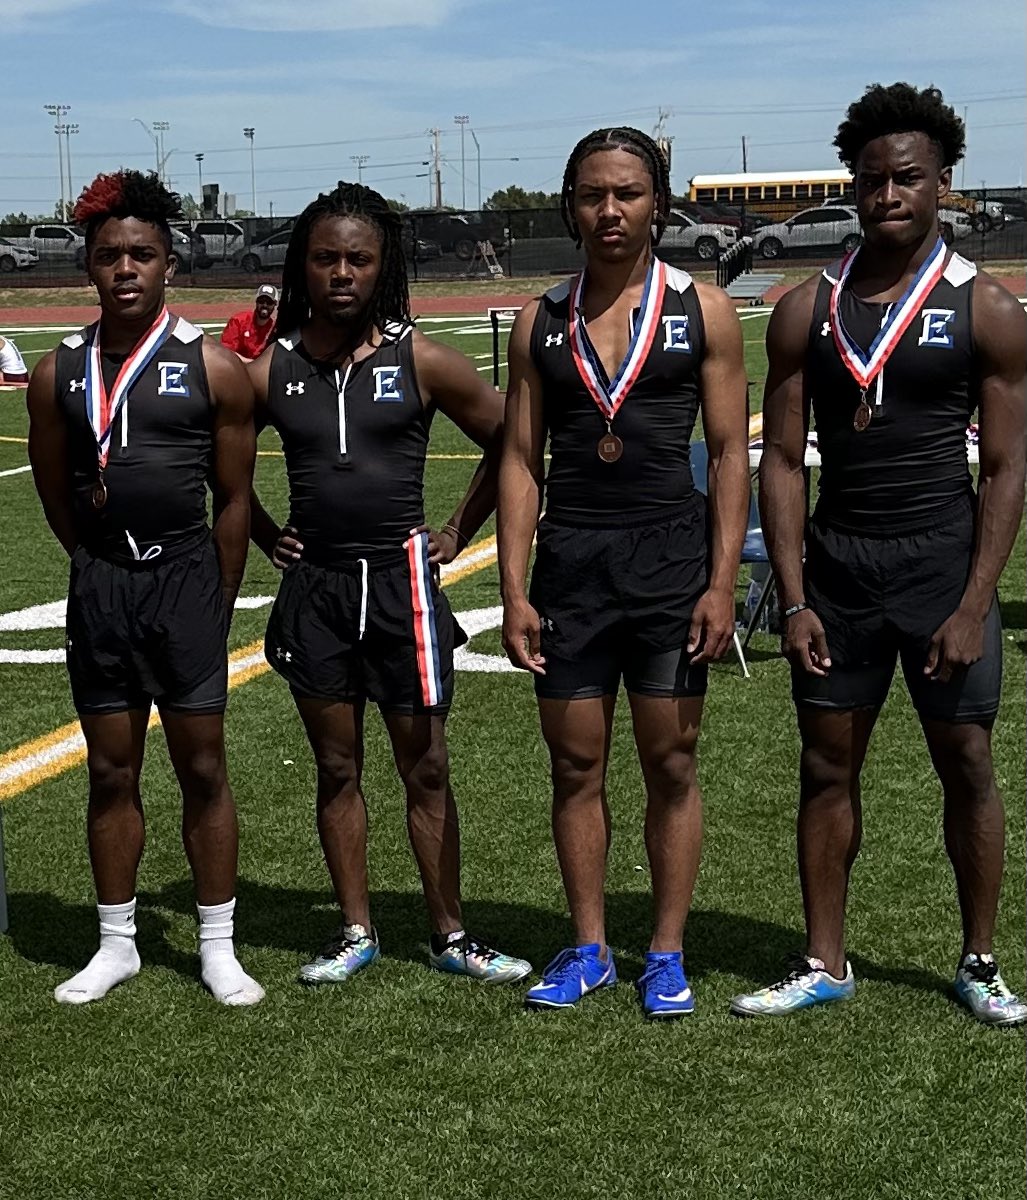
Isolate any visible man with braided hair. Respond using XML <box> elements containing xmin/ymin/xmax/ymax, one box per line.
<box><xmin>731</xmin><ymin>83</ymin><xmax>1027</xmax><ymax>1024</ymax></box>
<box><xmin>249</xmin><ymin>182</ymin><xmax>531</xmax><ymax>987</ymax></box>
<box><xmin>498</xmin><ymin>127</ymin><xmax>749</xmax><ymax>1016</ymax></box>
<box><xmin>27</xmin><ymin>170</ymin><xmax>263</xmax><ymax>1006</ymax></box>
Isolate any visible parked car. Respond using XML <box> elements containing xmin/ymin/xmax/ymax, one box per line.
<box><xmin>173</xmin><ymin>219</ymin><xmax>245</xmax><ymax>261</ymax></box>
<box><xmin>659</xmin><ymin>210</ymin><xmax>737</xmax><ymax>262</ymax></box>
<box><xmin>1</xmin><ymin>223</ymin><xmax>86</xmax><ymax>268</ymax></box>
<box><xmin>671</xmin><ymin>199</ymin><xmax>740</xmax><ymax>230</ymax></box>
<box><xmin>405</xmin><ymin>211</ymin><xmax>506</xmax><ymax>260</ymax></box>
<box><xmin>754</xmin><ymin>205</ymin><xmax>863</xmax><ymax>259</ymax></box>
<box><xmin>168</xmin><ymin>227</ymin><xmax>198</xmax><ymax>272</ymax></box>
<box><xmin>233</xmin><ymin>226</ymin><xmax>294</xmax><ymax>273</ymax></box>
<box><xmin>993</xmin><ymin>195</ymin><xmax>1026</xmax><ymax>223</ymax></box>
<box><xmin>937</xmin><ymin>206</ymin><xmax>974</xmax><ymax>243</ymax></box>
<box><xmin>0</xmin><ymin>238</ymin><xmax>39</xmax><ymax>272</ymax></box>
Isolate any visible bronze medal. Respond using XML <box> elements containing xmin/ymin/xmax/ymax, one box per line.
<box><xmin>597</xmin><ymin>432</ymin><xmax>624</xmax><ymax>463</ymax></box>
<box><xmin>853</xmin><ymin>399</ymin><xmax>872</xmax><ymax>432</ymax></box>
<box><xmin>91</xmin><ymin>476</ymin><xmax>108</xmax><ymax>509</ymax></box>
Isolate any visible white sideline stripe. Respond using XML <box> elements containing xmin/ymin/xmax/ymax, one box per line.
<box><xmin>0</xmin><ymin>465</ymin><xmax>31</xmax><ymax>478</ymax></box>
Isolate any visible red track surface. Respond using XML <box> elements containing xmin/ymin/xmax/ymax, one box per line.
<box><xmin>1</xmin><ymin>277</ymin><xmax>1022</xmax><ymax>327</ymax></box>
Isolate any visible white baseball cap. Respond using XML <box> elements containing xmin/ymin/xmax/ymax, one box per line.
<box><xmin>255</xmin><ymin>284</ymin><xmax>279</xmax><ymax>302</ymax></box>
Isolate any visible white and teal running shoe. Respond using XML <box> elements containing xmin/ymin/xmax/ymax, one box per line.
<box><xmin>954</xmin><ymin>953</ymin><xmax>1027</xmax><ymax>1027</ymax></box>
<box><xmin>729</xmin><ymin>954</ymin><xmax>855</xmax><ymax>1017</ymax></box>
<box><xmin>298</xmin><ymin>924</ymin><xmax>380</xmax><ymax>986</ymax></box>
<box><xmin>428</xmin><ymin>932</ymin><xmax>532</xmax><ymax>984</ymax></box>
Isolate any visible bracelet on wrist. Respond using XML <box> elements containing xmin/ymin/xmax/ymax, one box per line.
<box><xmin>442</xmin><ymin>523</ymin><xmax>468</xmax><ymax>547</ymax></box>
<box><xmin>782</xmin><ymin>602</ymin><xmax>809</xmax><ymax>619</ymax></box>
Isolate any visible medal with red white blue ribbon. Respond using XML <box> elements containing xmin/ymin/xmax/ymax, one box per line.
<box><xmin>829</xmin><ymin>236</ymin><xmax>946</xmax><ymax>431</ymax></box>
<box><xmin>84</xmin><ymin>307</ymin><xmax>173</xmax><ymax>506</ymax></box>
<box><xmin>569</xmin><ymin>257</ymin><xmax>665</xmax><ymax>462</ymax></box>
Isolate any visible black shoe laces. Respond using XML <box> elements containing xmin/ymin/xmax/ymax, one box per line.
<box><xmin>963</xmin><ymin>957</ymin><xmax>1004</xmax><ymax>997</ymax></box>
<box><xmin>447</xmin><ymin>934</ymin><xmax>499</xmax><ymax>964</ymax></box>
<box><xmin>769</xmin><ymin>954</ymin><xmax>819</xmax><ymax>993</ymax></box>
<box><xmin>322</xmin><ymin>929</ymin><xmax>370</xmax><ymax>960</ymax></box>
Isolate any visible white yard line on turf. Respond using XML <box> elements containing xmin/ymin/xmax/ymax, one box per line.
<box><xmin>0</xmin><ymin>466</ymin><xmax>31</xmax><ymax>479</ymax></box>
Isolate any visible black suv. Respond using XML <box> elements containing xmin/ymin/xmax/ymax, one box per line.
<box><xmin>404</xmin><ymin>211</ymin><xmax>506</xmax><ymax>260</ymax></box>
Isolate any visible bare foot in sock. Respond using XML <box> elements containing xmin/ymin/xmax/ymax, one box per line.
<box><xmin>200</xmin><ymin>941</ymin><xmax>265</xmax><ymax>1006</ymax></box>
<box><xmin>54</xmin><ymin>941</ymin><xmax>141</xmax><ymax>1005</ymax></box>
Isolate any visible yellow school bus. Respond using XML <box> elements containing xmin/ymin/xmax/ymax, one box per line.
<box><xmin>690</xmin><ymin>170</ymin><xmax>853</xmax><ymax>207</ymax></box>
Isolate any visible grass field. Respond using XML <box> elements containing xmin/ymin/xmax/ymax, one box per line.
<box><xmin>0</xmin><ymin>309</ymin><xmax>1024</xmax><ymax>1200</ymax></box>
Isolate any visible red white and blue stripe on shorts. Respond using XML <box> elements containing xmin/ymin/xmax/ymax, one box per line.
<box><xmin>407</xmin><ymin>531</ymin><xmax>444</xmax><ymax>708</ymax></box>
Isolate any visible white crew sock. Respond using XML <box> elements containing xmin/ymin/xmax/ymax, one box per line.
<box><xmin>197</xmin><ymin>898</ymin><xmax>265</xmax><ymax>1007</ymax></box>
<box><xmin>54</xmin><ymin>898</ymin><xmax>141</xmax><ymax>1005</ymax></box>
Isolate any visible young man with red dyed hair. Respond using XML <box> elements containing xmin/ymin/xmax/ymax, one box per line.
<box><xmin>27</xmin><ymin>170</ymin><xmax>264</xmax><ymax>1006</ymax></box>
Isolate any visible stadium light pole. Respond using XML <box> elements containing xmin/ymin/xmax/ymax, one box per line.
<box><xmin>132</xmin><ymin>117</ymin><xmax>161</xmax><ymax>176</ymax></box>
<box><xmin>350</xmin><ymin>154</ymin><xmax>370</xmax><ymax>184</ymax></box>
<box><xmin>62</xmin><ymin>123</ymin><xmax>79</xmax><ymax>215</ymax></box>
<box><xmin>153</xmin><ymin>121</ymin><xmax>170</xmax><ymax>185</ymax></box>
<box><xmin>44</xmin><ymin>104</ymin><xmax>70</xmax><ymax>220</ymax></box>
<box><xmin>243</xmin><ymin>127</ymin><xmax>257</xmax><ymax>215</ymax></box>
<box><xmin>469</xmin><ymin>127</ymin><xmax>481</xmax><ymax>210</ymax></box>
<box><xmin>195</xmin><ymin>153</ymin><xmax>204</xmax><ymax>214</ymax></box>
<box><xmin>454</xmin><ymin>115</ymin><xmax>469</xmax><ymax>209</ymax></box>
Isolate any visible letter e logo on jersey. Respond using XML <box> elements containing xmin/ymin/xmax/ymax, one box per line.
<box><xmin>917</xmin><ymin>308</ymin><xmax>956</xmax><ymax>349</ymax></box>
<box><xmin>157</xmin><ymin>361</ymin><xmax>190</xmax><ymax>397</ymax></box>
<box><xmin>373</xmin><ymin>366</ymin><xmax>404</xmax><ymax>403</ymax></box>
<box><xmin>545</xmin><ymin>333</ymin><xmax>564</xmax><ymax>348</ymax></box>
<box><xmin>662</xmin><ymin>315</ymin><xmax>691</xmax><ymax>353</ymax></box>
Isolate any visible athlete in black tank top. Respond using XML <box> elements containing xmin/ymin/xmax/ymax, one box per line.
<box><xmin>741</xmin><ymin>83</ymin><xmax>1027</xmax><ymax>1026</ymax></box>
<box><xmin>497</xmin><ymin>127</ymin><xmax>750</xmax><ymax>1017</ymax></box>
<box><xmin>26</xmin><ymin>169</ymin><xmax>262</xmax><ymax>1008</ymax></box>
<box><xmin>246</xmin><ymin>183</ymin><xmax>530</xmax><ymax>986</ymax></box>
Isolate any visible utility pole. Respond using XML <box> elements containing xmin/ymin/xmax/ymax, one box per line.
<box><xmin>429</xmin><ymin>128</ymin><xmax>443</xmax><ymax>209</ymax></box>
<box><xmin>454</xmin><ymin>115</ymin><xmax>469</xmax><ymax>209</ymax></box>
<box><xmin>469</xmin><ymin>127</ymin><xmax>482</xmax><ymax>210</ymax></box>
<box><xmin>62</xmin><ymin>123</ymin><xmax>79</xmax><ymax>212</ymax></box>
<box><xmin>243</xmin><ymin>127</ymin><xmax>257</xmax><ymax>213</ymax></box>
<box><xmin>741</xmin><ymin>135</ymin><xmax>748</xmax><ymax>173</ymax></box>
<box><xmin>350</xmin><ymin>154</ymin><xmax>369</xmax><ymax>185</ymax></box>
<box><xmin>195</xmin><ymin>153</ymin><xmax>204</xmax><ymax>213</ymax></box>
<box><xmin>43</xmin><ymin>103</ymin><xmax>70</xmax><ymax>219</ymax></box>
<box><xmin>152</xmin><ymin>122</ymin><xmax>170</xmax><ymax>184</ymax></box>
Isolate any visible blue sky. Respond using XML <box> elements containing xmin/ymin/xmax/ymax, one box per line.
<box><xmin>2</xmin><ymin>0</ymin><xmax>1023</xmax><ymax>218</ymax></box>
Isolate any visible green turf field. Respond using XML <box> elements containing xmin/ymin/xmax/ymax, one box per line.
<box><xmin>0</xmin><ymin>313</ymin><xmax>1024</xmax><ymax>1200</ymax></box>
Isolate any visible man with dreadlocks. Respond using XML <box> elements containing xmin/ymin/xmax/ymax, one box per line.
<box><xmin>26</xmin><ymin>170</ymin><xmax>263</xmax><ymax>1005</ymax></box>
<box><xmin>731</xmin><ymin>84</ymin><xmax>1027</xmax><ymax>1025</ymax></box>
<box><xmin>248</xmin><ymin>182</ymin><xmax>531</xmax><ymax>988</ymax></box>
<box><xmin>498</xmin><ymin>127</ymin><xmax>749</xmax><ymax>1017</ymax></box>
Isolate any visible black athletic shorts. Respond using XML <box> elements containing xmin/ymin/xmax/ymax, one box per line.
<box><xmin>66</xmin><ymin>535</ymin><xmax>229</xmax><ymax>716</ymax></box>
<box><xmin>264</xmin><ymin>533</ymin><xmax>466</xmax><ymax>715</ymax></box>
<box><xmin>793</xmin><ymin>499</ymin><xmax>1002</xmax><ymax>722</ymax></box>
<box><xmin>528</xmin><ymin>499</ymin><xmax>709</xmax><ymax>700</ymax></box>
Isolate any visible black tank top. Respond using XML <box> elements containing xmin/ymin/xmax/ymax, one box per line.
<box><xmin>264</xmin><ymin>322</ymin><xmax>431</xmax><ymax>561</ymax></box>
<box><xmin>54</xmin><ymin>316</ymin><xmax>213</xmax><ymax>561</ymax></box>
<box><xmin>531</xmin><ymin>264</ymin><xmax>706</xmax><ymax>528</ymax></box>
<box><xmin>807</xmin><ymin>251</ymin><xmax>977</xmax><ymax>535</ymax></box>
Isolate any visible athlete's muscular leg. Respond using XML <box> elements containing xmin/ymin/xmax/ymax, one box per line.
<box><xmin>80</xmin><ymin>709</ymin><xmax>150</xmax><ymax>903</ymax></box>
<box><xmin>538</xmin><ymin>696</ymin><xmax>616</xmax><ymax>950</ymax></box>
<box><xmin>920</xmin><ymin>718</ymin><xmax>1004</xmax><ymax>957</ymax></box>
<box><xmin>627</xmin><ymin>694</ymin><xmax>704</xmax><ymax>954</ymax></box>
<box><xmin>161</xmin><ymin>711</ymin><xmax>239</xmax><ymax>905</ymax></box>
<box><xmin>796</xmin><ymin>705</ymin><xmax>879</xmax><ymax>977</ymax></box>
<box><xmin>294</xmin><ymin>697</ymin><xmax>370</xmax><ymax>930</ymax></box>
<box><xmin>383</xmin><ymin>713</ymin><xmax>462</xmax><ymax>937</ymax></box>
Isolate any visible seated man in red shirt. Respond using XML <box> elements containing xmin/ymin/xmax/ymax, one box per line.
<box><xmin>220</xmin><ymin>284</ymin><xmax>279</xmax><ymax>360</ymax></box>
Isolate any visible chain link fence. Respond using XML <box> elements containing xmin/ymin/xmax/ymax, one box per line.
<box><xmin>1</xmin><ymin>187</ymin><xmax>1023</xmax><ymax>288</ymax></box>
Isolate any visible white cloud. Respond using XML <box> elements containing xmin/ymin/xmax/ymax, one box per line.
<box><xmin>160</xmin><ymin>0</ymin><xmax>464</xmax><ymax>32</ymax></box>
<box><xmin>0</xmin><ymin>0</ymin><xmax>96</xmax><ymax>29</ymax></box>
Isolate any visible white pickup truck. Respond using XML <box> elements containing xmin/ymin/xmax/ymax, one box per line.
<box><xmin>1</xmin><ymin>223</ymin><xmax>87</xmax><ymax>268</ymax></box>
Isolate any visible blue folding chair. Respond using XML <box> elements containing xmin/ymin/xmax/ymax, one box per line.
<box><xmin>689</xmin><ymin>439</ymin><xmax>775</xmax><ymax>678</ymax></box>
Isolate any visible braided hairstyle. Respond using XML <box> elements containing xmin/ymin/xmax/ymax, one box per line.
<box><xmin>276</xmin><ymin>182</ymin><xmax>410</xmax><ymax>335</ymax></box>
<box><xmin>73</xmin><ymin>169</ymin><xmax>182</xmax><ymax>255</ymax></box>
<box><xmin>834</xmin><ymin>83</ymin><xmax>966</xmax><ymax>172</ymax></box>
<box><xmin>560</xmin><ymin>127</ymin><xmax>672</xmax><ymax>247</ymax></box>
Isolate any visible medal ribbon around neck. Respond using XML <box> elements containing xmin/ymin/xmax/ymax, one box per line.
<box><xmin>569</xmin><ymin>256</ymin><xmax>665</xmax><ymax>421</ymax></box>
<box><xmin>85</xmin><ymin>306</ymin><xmax>173</xmax><ymax>468</ymax></box>
<box><xmin>829</xmin><ymin>236</ymin><xmax>946</xmax><ymax>392</ymax></box>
